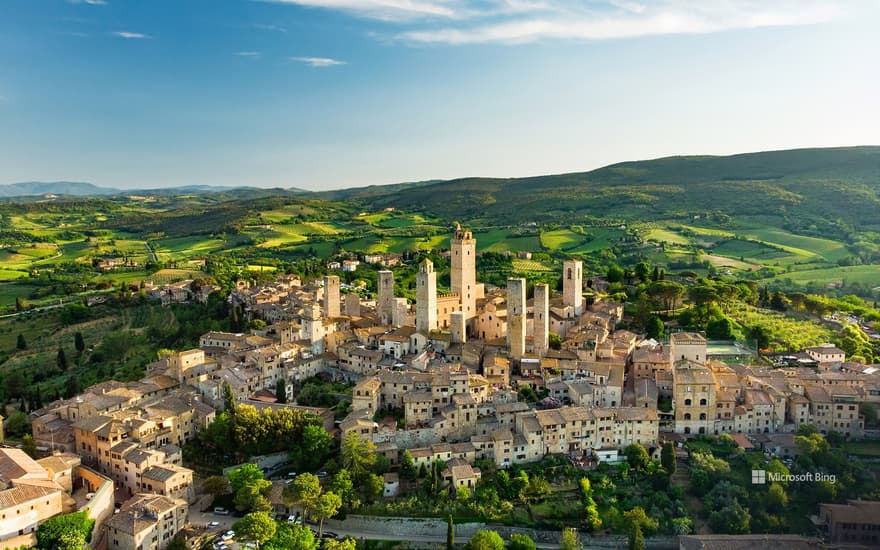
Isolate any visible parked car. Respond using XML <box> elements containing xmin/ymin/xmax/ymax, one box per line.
<box><xmin>214</xmin><ymin>507</ymin><xmax>230</xmax><ymax>515</ymax></box>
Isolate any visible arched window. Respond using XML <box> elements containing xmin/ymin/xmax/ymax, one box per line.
<box><xmin>684</xmin><ymin>399</ymin><xmax>692</xmax><ymax>406</ymax></box>
<box><xmin>699</xmin><ymin>413</ymin><xmax>706</xmax><ymax>421</ymax></box>
<box><xmin>684</xmin><ymin>427</ymin><xmax>691</xmax><ymax>434</ymax></box>
<box><xmin>700</xmin><ymin>398</ymin><xmax>707</xmax><ymax>406</ymax></box>
<box><xmin>684</xmin><ymin>413</ymin><xmax>691</xmax><ymax>420</ymax></box>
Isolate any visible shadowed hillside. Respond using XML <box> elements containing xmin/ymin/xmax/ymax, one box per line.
<box><xmin>348</xmin><ymin>147</ymin><xmax>880</xmax><ymax>230</ymax></box>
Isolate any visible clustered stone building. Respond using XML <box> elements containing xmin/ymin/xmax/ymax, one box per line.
<box><xmin>23</xmin><ymin>225</ymin><xmax>880</xmax><ymax>548</ymax></box>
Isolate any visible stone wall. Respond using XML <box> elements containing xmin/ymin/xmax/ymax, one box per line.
<box><xmin>324</xmin><ymin>515</ymin><xmax>677</xmax><ymax>549</ymax></box>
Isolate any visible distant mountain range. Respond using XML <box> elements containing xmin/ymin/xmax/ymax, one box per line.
<box><xmin>0</xmin><ymin>181</ymin><xmax>310</xmax><ymax>198</ymax></box>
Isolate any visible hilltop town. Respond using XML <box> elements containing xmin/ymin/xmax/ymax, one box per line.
<box><xmin>3</xmin><ymin>223</ymin><xmax>878</xmax><ymax>549</ymax></box>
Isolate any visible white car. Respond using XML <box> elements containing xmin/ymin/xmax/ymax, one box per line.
<box><xmin>208</xmin><ymin>521</ymin><xmax>220</xmax><ymax>528</ymax></box>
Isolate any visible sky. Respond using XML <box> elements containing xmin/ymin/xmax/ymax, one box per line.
<box><xmin>0</xmin><ymin>0</ymin><xmax>878</xmax><ymax>191</ymax></box>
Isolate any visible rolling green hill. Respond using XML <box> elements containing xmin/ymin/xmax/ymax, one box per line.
<box><xmin>350</xmin><ymin>146</ymin><xmax>880</xmax><ymax>231</ymax></box>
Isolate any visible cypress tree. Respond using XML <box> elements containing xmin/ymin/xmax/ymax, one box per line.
<box><xmin>446</xmin><ymin>515</ymin><xmax>454</xmax><ymax>550</ymax></box>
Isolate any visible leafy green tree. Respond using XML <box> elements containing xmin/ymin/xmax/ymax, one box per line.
<box><xmin>364</xmin><ymin>473</ymin><xmax>385</xmax><ymax>503</ymax></box>
<box><xmin>709</xmin><ymin>503</ymin><xmax>750</xmax><ymax>534</ymax></box>
<box><xmin>229</xmin><ymin>464</ymin><xmax>270</xmax><ymax>495</ymax></box>
<box><xmin>509</xmin><ymin>533</ymin><xmax>537</xmax><ymax>550</ymax></box>
<box><xmin>233</xmin><ymin>511</ymin><xmax>277</xmax><ymax>547</ymax></box>
<box><xmin>5</xmin><ymin>411</ymin><xmax>31</xmax><ymax>437</ymax></box>
<box><xmin>624</xmin><ymin>443</ymin><xmax>650</xmax><ymax>471</ymax></box>
<box><xmin>706</xmin><ymin>317</ymin><xmax>735</xmax><ymax>340</ymax></box>
<box><xmin>671</xmin><ymin>517</ymin><xmax>692</xmax><ymax>535</ymax></box>
<box><xmin>340</xmin><ymin>431</ymin><xmax>377</xmax><ymax>481</ymax></box>
<box><xmin>293</xmin><ymin>424</ymin><xmax>333</xmax><ymax>472</ymax></box>
<box><xmin>15</xmin><ymin>296</ymin><xmax>26</xmax><ymax>312</ymax></box>
<box><xmin>313</xmin><ymin>491</ymin><xmax>342</xmax><ymax>537</ymax></box>
<box><xmin>57</xmin><ymin>347</ymin><xmax>68</xmax><ymax>371</ymax></box>
<box><xmin>234</xmin><ymin>485</ymin><xmax>272</xmax><ymax>513</ymax></box>
<box><xmin>400</xmin><ymin>450</ymin><xmax>417</xmax><ymax>481</ymax></box>
<box><xmin>284</xmin><ymin>473</ymin><xmax>322</xmax><ymax>517</ymax></box>
<box><xmin>36</xmin><ymin>511</ymin><xmax>94</xmax><ymax>550</ymax></box>
<box><xmin>22</xmin><ymin>434</ymin><xmax>37</xmax><ymax>458</ymax></box>
<box><xmin>16</xmin><ymin>334</ymin><xmax>26</xmax><ymax>350</ymax></box>
<box><xmin>266</xmin><ymin>524</ymin><xmax>316</xmax><ymax>550</ymax></box>
<box><xmin>635</xmin><ymin>261</ymin><xmax>651</xmax><ymax>282</ymax></box>
<box><xmin>202</xmin><ymin>475</ymin><xmax>230</xmax><ymax>498</ymax></box>
<box><xmin>623</xmin><ymin>507</ymin><xmax>658</xmax><ymax>534</ymax></box>
<box><xmin>228</xmin><ymin>464</ymin><xmax>272</xmax><ymax>513</ymax></box>
<box><xmin>767</xmin><ymin>483</ymin><xmax>788</xmax><ymax>509</ymax></box>
<box><xmin>661</xmin><ymin>442</ymin><xmax>676</xmax><ymax>475</ymax></box>
<box><xmin>548</xmin><ymin>332</ymin><xmax>562</xmax><ymax>350</ymax></box>
<box><xmin>328</xmin><ymin>469</ymin><xmax>358</xmax><ymax>509</ymax></box>
<box><xmin>467</xmin><ymin>530</ymin><xmax>504</xmax><ymax>550</ymax></box>
<box><xmin>560</xmin><ymin>528</ymin><xmax>581</xmax><ymax>550</ymax></box>
<box><xmin>323</xmin><ymin>539</ymin><xmax>357</xmax><ymax>550</ymax></box>
<box><xmin>606</xmin><ymin>265</ymin><xmax>624</xmax><ymax>283</ymax></box>
<box><xmin>74</xmin><ymin>331</ymin><xmax>85</xmax><ymax>354</ymax></box>
<box><xmin>446</xmin><ymin>515</ymin><xmax>454</xmax><ymax>550</ymax></box>
<box><xmin>646</xmin><ymin>316</ymin><xmax>664</xmax><ymax>339</ymax></box>
<box><xmin>456</xmin><ymin>485</ymin><xmax>471</xmax><ymax>501</ymax></box>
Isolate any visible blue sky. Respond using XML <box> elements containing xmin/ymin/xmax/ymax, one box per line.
<box><xmin>0</xmin><ymin>0</ymin><xmax>878</xmax><ymax>190</ymax></box>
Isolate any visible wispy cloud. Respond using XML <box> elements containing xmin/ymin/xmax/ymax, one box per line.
<box><xmin>250</xmin><ymin>23</ymin><xmax>288</xmax><ymax>33</ymax></box>
<box><xmin>235</xmin><ymin>51</ymin><xmax>263</xmax><ymax>58</ymax></box>
<box><xmin>290</xmin><ymin>56</ymin><xmax>346</xmax><ymax>67</ymax></box>
<box><xmin>261</xmin><ymin>0</ymin><xmax>848</xmax><ymax>44</ymax></box>
<box><xmin>112</xmin><ymin>31</ymin><xmax>152</xmax><ymax>39</ymax></box>
<box><xmin>260</xmin><ymin>0</ymin><xmax>459</xmax><ymax>22</ymax></box>
<box><xmin>68</xmin><ymin>0</ymin><xmax>108</xmax><ymax>5</ymax></box>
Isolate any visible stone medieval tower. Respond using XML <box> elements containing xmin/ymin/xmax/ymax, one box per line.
<box><xmin>416</xmin><ymin>259</ymin><xmax>438</xmax><ymax>333</ymax></box>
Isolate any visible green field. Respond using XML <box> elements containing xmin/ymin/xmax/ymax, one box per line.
<box><xmin>766</xmin><ymin>264</ymin><xmax>880</xmax><ymax>289</ymax></box>
<box><xmin>475</xmin><ymin>229</ymin><xmax>541</xmax><ymax>253</ymax></box>
<box><xmin>540</xmin><ymin>229</ymin><xmax>586</xmax><ymax>250</ymax></box>
<box><xmin>153</xmin><ymin>236</ymin><xmax>229</xmax><ymax>258</ymax></box>
<box><xmin>645</xmin><ymin>227</ymin><xmax>691</xmax><ymax>245</ymax></box>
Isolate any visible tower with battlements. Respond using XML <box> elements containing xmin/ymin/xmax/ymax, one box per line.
<box><xmin>451</xmin><ymin>224</ymin><xmax>477</xmax><ymax>326</ymax></box>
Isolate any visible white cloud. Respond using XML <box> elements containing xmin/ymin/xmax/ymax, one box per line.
<box><xmin>261</xmin><ymin>0</ymin><xmax>849</xmax><ymax>44</ymax></box>
<box><xmin>397</xmin><ymin>0</ymin><xmax>844</xmax><ymax>44</ymax></box>
<box><xmin>260</xmin><ymin>0</ymin><xmax>460</xmax><ymax>22</ymax></box>
<box><xmin>112</xmin><ymin>31</ymin><xmax>152</xmax><ymax>39</ymax></box>
<box><xmin>290</xmin><ymin>56</ymin><xmax>347</xmax><ymax>67</ymax></box>
<box><xmin>68</xmin><ymin>0</ymin><xmax>108</xmax><ymax>5</ymax></box>
<box><xmin>235</xmin><ymin>51</ymin><xmax>262</xmax><ymax>57</ymax></box>
<box><xmin>251</xmin><ymin>23</ymin><xmax>288</xmax><ymax>33</ymax></box>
